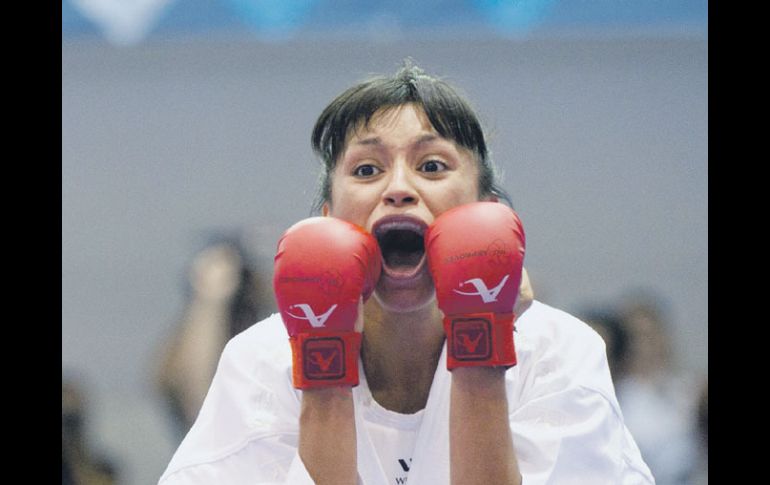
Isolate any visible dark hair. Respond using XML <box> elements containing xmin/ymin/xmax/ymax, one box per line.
<box><xmin>580</xmin><ymin>308</ymin><xmax>630</xmax><ymax>379</ymax></box>
<box><xmin>310</xmin><ymin>60</ymin><xmax>512</xmax><ymax>214</ymax></box>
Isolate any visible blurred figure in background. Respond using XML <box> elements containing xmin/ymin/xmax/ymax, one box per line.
<box><xmin>62</xmin><ymin>376</ymin><xmax>120</xmax><ymax>485</ymax></box>
<box><xmin>690</xmin><ymin>379</ymin><xmax>708</xmax><ymax>484</ymax></box>
<box><xmin>579</xmin><ymin>307</ymin><xmax>630</xmax><ymax>384</ymax></box>
<box><xmin>614</xmin><ymin>290</ymin><xmax>702</xmax><ymax>485</ymax></box>
<box><xmin>154</xmin><ymin>234</ymin><xmax>272</xmax><ymax>442</ymax></box>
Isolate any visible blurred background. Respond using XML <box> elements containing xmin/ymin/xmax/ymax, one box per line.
<box><xmin>62</xmin><ymin>1</ymin><xmax>707</xmax><ymax>484</ymax></box>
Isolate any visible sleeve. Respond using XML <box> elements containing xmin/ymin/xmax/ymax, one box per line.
<box><xmin>509</xmin><ymin>311</ymin><xmax>655</xmax><ymax>485</ymax></box>
<box><xmin>157</xmin><ymin>318</ymin><xmax>319</xmax><ymax>485</ymax></box>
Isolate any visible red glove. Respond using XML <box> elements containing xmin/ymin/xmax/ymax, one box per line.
<box><xmin>273</xmin><ymin>217</ymin><xmax>381</xmax><ymax>389</ymax></box>
<box><xmin>425</xmin><ymin>202</ymin><xmax>525</xmax><ymax>370</ymax></box>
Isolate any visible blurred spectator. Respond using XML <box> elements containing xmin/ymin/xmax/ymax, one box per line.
<box><xmin>690</xmin><ymin>379</ymin><xmax>708</xmax><ymax>484</ymax></box>
<box><xmin>697</xmin><ymin>380</ymin><xmax>707</xmax><ymax>453</ymax></box>
<box><xmin>614</xmin><ymin>290</ymin><xmax>702</xmax><ymax>485</ymax></box>
<box><xmin>579</xmin><ymin>307</ymin><xmax>630</xmax><ymax>384</ymax></box>
<box><xmin>62</xmin><ymin>376</ymin><xmax>120</xmax><ymax>485</ymax></box>
<box><xmin>154</xmin><ymin>234</ymin><xmax>271</xmax><ymax>441</ymax></box>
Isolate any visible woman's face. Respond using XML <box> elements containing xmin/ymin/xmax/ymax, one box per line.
<box><xmin>324</xmin><ymin>103</ymin><xmax>488</xmax><ymax>312</ymax></box>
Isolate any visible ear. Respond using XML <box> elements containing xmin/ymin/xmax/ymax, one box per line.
<box><xmin>322</xmin><ymin>202</ymin><xmax>330</xmax><ymax>217</ymax></box>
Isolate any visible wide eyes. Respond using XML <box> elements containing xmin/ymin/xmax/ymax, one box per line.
<box><xmin>418</xmin><ymin>159</ymin><xmax>448</xmax><ymax>173</ymax></box>
<box><xmin>353</xmin><ymin>164</ymin><xmax>382</xmax><ymax>177</ymax></box>
<box><xmin>352</xmin><ymin>159</ymin><xmax>448</xmax><ymax>177</ymax></box>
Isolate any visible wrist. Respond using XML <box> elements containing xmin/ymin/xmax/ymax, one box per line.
<box><xmin>452</xmin><ymin>365</ymin><xmax>507</xmax><ymax>387</ymax></box>
<box><xmin>452</xmin><ymin>366</ymin><xmax>508</xmax><ymax>403</ymax></box>
<box><xmin>302</xmin><ymin>385</ymin><xmax>354</xmax><ymax>403</ymax></box>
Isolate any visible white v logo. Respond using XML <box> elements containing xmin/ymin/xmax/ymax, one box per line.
<box><xmin>453</xmin><ymin>275</ymin><xmax>510</xmax><ymax>303</ymax></box>
<box><xmin>286</xmin><ymin>303</ymin><xmax>338</xmax><ymax>328</ymax></box>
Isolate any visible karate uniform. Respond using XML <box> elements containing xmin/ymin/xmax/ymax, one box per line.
<box><xmin>159</xmin><ymin>300</ymin><xmax>655</xmax><ymax>484</ymax></box>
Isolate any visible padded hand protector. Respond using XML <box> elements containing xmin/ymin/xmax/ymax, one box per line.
<box><xmin>274</xmin><ymin>217</ymin><xmax>381</xmax><ymax>388</ymax></box>
<box><xmin>425</xmin><ymin>202</ymin><xmax>526</xmax><ymax>370</ymax></box>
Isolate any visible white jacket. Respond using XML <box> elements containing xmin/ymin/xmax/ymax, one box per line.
<box><xmin>159</xmin><ymin>300</ymin><xmax>655</xmax><ymax>484</ymax></box>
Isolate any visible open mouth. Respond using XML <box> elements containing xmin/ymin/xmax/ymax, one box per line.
<box><xmin>372</xmin><ymin>216</ymin><xmax>428</xmax><ymax>279</ymax></box>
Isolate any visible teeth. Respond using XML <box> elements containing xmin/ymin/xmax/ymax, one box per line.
<box><xmin>374</xmin><ymin>220</ymin><xmax>425</xmax><ymax>238</ymax></box>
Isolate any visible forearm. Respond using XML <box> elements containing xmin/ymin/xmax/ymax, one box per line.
<box><xmin>299</xmin><ymin>387</ymin><xmax>358</xmax><ymax>485</ymax></box>
<box><xmin>450</xmin><ymin>367</ymin><xmax>521</xmax><ymax>485</ymax></box>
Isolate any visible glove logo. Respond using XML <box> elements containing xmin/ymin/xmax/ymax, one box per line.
<box><xmin>457</xmin><ymin>332</ymin><xmax>483</xmax><ymax>353</ymax></box>
<box><xmin>319</xmin><ymin>270</ymin><xmax>344</xmax><ymax>296</ymax></box>
<box><xmin>452</xmin><ymin>275</ymin><xmax>510</xmax><ymax>303</ymax></box>
<box><xmin>309</xmin><ymin>350</ymin><xmax>337</xmax><ymax>372</ymax></box>
<box><xmin>303</xmin><ymin>337</ymin><xmax>345</xmax><ymax>380</ymax></box>
<box><xmin>451</xmin><ymin>318</ymin><xmax>492</xmax><ymax>361</ymax></box>
<box><xmin>487</xmin><ymin>239</ymin><xmax>510</xmax><ymax>266</ymax></box>
<box><xmin>286</xmin><ymin>303</ymin><xmax>338</xmax><ymax>328</ymax></box>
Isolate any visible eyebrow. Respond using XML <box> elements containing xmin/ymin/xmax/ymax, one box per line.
<box><xmin>353</xmin><ymin>134</ymin><xmax>442</xmax><ymax>147</ymax></box>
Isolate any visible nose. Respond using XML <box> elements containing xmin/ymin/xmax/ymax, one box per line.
<box><xmin>382</xmin><ymin>163</ymin><xmax>419</xmax><ymax>207</ymax></box>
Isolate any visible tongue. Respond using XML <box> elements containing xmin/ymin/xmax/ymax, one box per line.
<box><xmin>385</xmin><ymin>249</ymin><xmax>424</xmax><ymax>270</ymax></box>
<box><xmin>382</xmin><ymin>251</ymin><xmax>427</xmax><ymax>280</ymax></box>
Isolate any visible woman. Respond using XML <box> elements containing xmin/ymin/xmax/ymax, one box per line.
<box><xmin>155</xmin><ymin>236</ymin><xmax>266</xmax><ymax>440</ymax></box>
<box><xmin>159</xmin><ymin>61</ymin><xmax>654</xmax><ymax>485</ymax></box>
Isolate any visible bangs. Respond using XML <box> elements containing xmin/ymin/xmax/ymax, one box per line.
<box><xmin>309</xmin><ymin>61</ymin><xmax>511</xmax><ymax>215</ymax></box>
<box><xmin>311</xmin><ymin>66</ymin><xmax>488</xmax><ymax>170</ymax></box>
